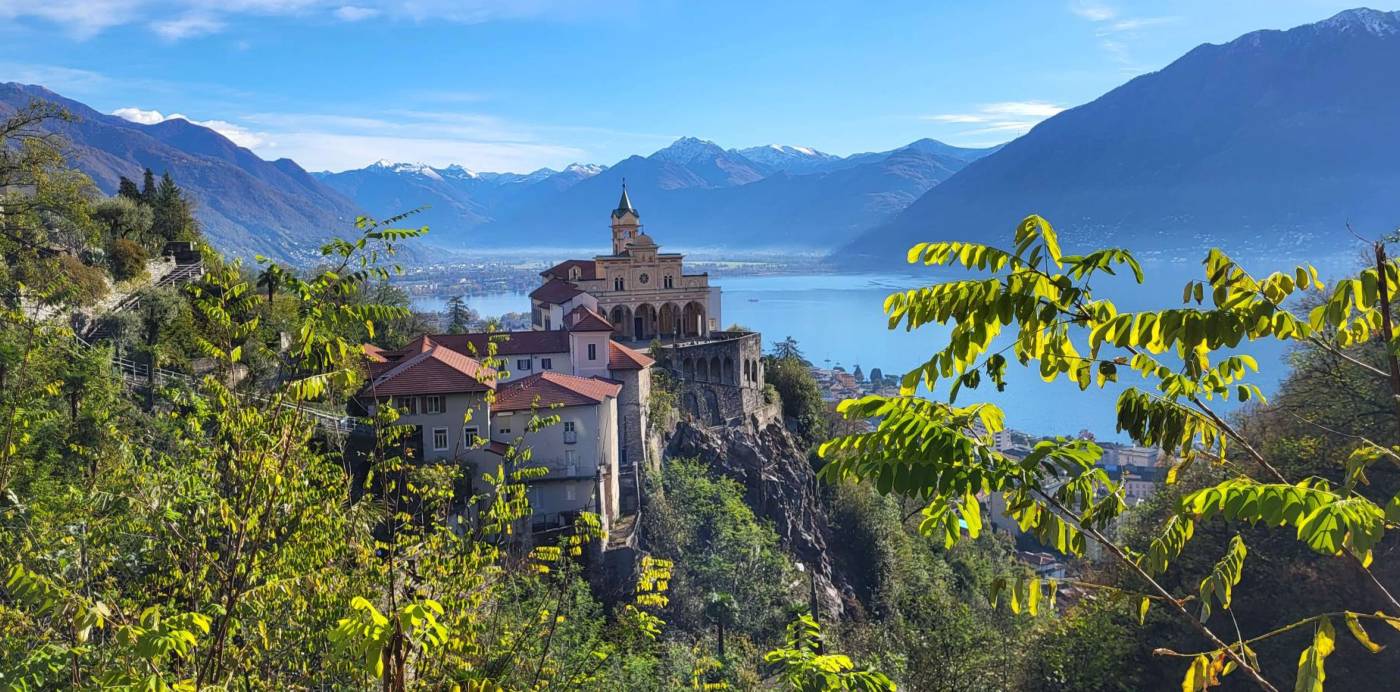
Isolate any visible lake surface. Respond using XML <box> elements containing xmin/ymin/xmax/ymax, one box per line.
<box><xmin>414</xmin><ymin>258</ymin><xmax>1347</xmax><ymax>440</ymax></box>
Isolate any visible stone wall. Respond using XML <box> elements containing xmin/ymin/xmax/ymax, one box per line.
<box><xmin>653</xmin><ymin>331</ymin><xmax>766</xmax><ymax>429</ymax></box>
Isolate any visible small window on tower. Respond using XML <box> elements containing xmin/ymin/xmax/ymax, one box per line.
<box><xmin>614</xmin><ymin>277</ymin><xmax>624</xmax><ymax>291</ymax></box>
<box><xmin>588</xmin><ymin>343</ymin><xmax>597</xmax><ymax>360</ymax></box>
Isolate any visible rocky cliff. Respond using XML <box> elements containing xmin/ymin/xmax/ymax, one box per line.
<box><xmin>661</xmin><ymin>420</ymin><xmax>852</xmax><ymax>619</ymax></box>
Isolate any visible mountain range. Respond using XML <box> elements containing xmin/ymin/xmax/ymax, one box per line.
<box><xmin>314</xmin><ymin>136</ymin><xmax>995</xmax><ymax>251</ymax></box>
<box><xmin>4</xmin><ymin>8</ymin><xmax>1399</xmax><ymax>264</ymax></box>
<box><xmin>0</xmin><ymin>82</ymin><xmax>360</xmax><ymax>261</ymax></box>
<box><xmin>842</xmin><ymin>7</ymin><xmax>1400</xmax><ymax>265</ymax></box>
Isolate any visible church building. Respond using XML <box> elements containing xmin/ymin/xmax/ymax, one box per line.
<box><xmin>530</xmin><ymin>187</ymin><xmax>722</xmax><ymax>342</ymax></box>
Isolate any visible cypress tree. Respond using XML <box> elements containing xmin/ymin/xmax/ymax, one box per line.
<box><xmin>141</xmin><ymin>168</ymin><xmax>157</xmax><ymax>203</ymax></box>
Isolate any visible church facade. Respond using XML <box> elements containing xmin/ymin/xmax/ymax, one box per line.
<box><xmin>529</xmin><ymin>188</ymin><xmax>722</xmax><ymax>342</ymax></box>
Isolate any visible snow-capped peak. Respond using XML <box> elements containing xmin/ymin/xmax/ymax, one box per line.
<box><xmin>734</xmin><ymin>144</ymin><xmax>838</xmax><ymax>172</ymax></box>
<box><xmin>369</xmin><ymin>160</ymin><xmax>444</xmax><ymax>180</ymax></box>
<box><xmin>563</xmin><ymin>162</ymin><xmax>605</xmax><ymax>176</ymax></box>
<box><xmin>1318</xmin><ymin>8</ymin><xmax>1400</xmax><ymax>36</ymax></box>
<box><xmin>651</xmin><ymin>136</ymin><xmax>725</xmax><ymax>163</ymax></box>
<box><xmin>440</xmin><ymin>164</ymin><xmax>479</xmax><ymax>179</ymax></box>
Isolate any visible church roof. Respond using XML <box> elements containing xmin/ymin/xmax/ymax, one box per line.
<box><xmin>541</xmin><ymin>259</ymin><xmax>597</xmax><ymax>282</ymax></box>
<box><xmin>612</xmin><ymin>184</ymin><xmax>639</xmax><ymax>219</ymax></box>
<box><xmin>630</xmin><ymin>233</ymin><xmax>657</xmax><ymax>248</ymax></box>
<box><xmin>529</xmin><ymin>278</ymin><xmax>585</xmax><ymax>305</ymax></box>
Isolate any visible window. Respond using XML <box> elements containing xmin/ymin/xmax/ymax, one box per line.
<box><xmin>614</xmin><ymin>277</ymin><xmax>624</xmax><ymax>291</ymax></box>
<box><xmin>664</xmin><ymin>275</ymin><xmax>674</xmax><ymax>289</ymax></box>
<box><xmin>432</xmin><ymin>427</ymin><xmax>448</xmax><ymax>451</ymax></box>
<box><xmin>563</xmin><ymin>420</ymin><xmax>577</xmax><ymax>444</ymax></box>
<box><xmin>639</xmin><ymin>272</ymin><xmax>649</xmax><ymax>284</ymax></box>
<box><xmin>587</xmin><ymin>343</ymin><xmax>597</xmax><ymax>361</ymax></box>
<box><xmin>565</xmin><ymin>484</ymin><xmax>577</xmax><ymax>501</ymax></box>
<box><xmin>517</xmin><ymin>358</ymin><xmax>530</xmax><ymax>371</ymax></box>
<box><xmin>542</xmin><ymin>358</ymin><xmax>553</xmax><ymax>370</ymax></box>
<box><xmin>463</xmin><ymin>426</ymin><xmax>479</xmax><ymax>448</ymax></box>
<box><xmin>397</xmin><ymin>396</ymin><xmax>418</xmax><ymax>415</ymax></box>
<box><xmin>565</xmin><ymin>449</ymin><xmax>578</xmax><ymax>477</ymax></box>
<box><xmin>424</xmin><ymin>395</ymin><xmax>444</xmax><ymax>414</ymax></box>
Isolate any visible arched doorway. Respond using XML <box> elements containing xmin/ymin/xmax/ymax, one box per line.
<box><xmin>634</xmin><ymin>303</ymin><xmax>657</xmax><ymax>341</ymax></box>
<box><xmin>609</xmin><ymin>305</ymin><xmax>632</xmax><ymax>338</ymax></box>
<box><xmin>682</xmin><ymin>301</ymin><xmax>706</xmax><ymax>338</ymax></box>
<box><xmin>723</xmin><ymin>357</ymin><xmax>735</xmax><ymax>384</ymax></box>
<box><xmin>659</xmin><ymin>302</ymin><xmax>681</xmax><ymax>339</ymax></box>
<box><xmin>696</xmin><ymin>358</ymin><xmax>709</xmax><ymax>382</ymax></box>
<box><xmin>709</xmin><ymin>357</ymin><xmax>721</xmax><ymax>384</ymax></box>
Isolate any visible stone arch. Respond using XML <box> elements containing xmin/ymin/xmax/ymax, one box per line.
<box><xmin>659</xmin><ymin>302</ymin><xmax>681</xmax><ymax>339</ymax></box>
<box><xmin>709</xmin><ymin>357</ymin><xmax>721</xmax><ymax>385</ymax></box>
<box><xmin>634</xmin><ymin>303</ymin><xmax>657</xmax><ymax>341</ymax></box>
<box><xmin>608</xmin><ymin>305</ymin><xmax>632</xmax><ymax>338</ymax></box>
<box><xmin>704</xmin><ymin>389</ymin><xmax>722</xmax><ymax>425</ymax></box>
<box><xmin>723</xmin><ymin>356</ymin><xmax>735</xmax><ymax>385</ymax></box>
<box><xmin>683</xmin><ymin>357</ymin><xmax>695</xmax><ymax>381</ymax></box>
<box><xmin>696</xmin><ymin>358</ymin><xmax>709</xmax><ymax>382</ymax></box>
<box><xmin>682</xmin><ymin>301</ymin><xmax>706</xmax><ymax>338</ymax></box>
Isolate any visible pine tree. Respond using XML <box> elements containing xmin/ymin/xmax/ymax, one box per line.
<box><xmin>118</xmin><ymin>176</ymin><xmax>141</xmax><ymax>200</ymax></box>
<box><xmin>151</xmin><ymin>172</ymin><xmax>196</xmax><ymax>243</ymax></box>
<box><xmin>445</xmin><ymin>295</ymin><xmax>474</xmax><ymax>334</ymax></box>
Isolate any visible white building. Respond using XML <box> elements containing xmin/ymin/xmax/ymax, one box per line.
<box><xmin>358</xmin><ymin>306</ymin><xmax>654</xmax><ymax>535</ymax></box>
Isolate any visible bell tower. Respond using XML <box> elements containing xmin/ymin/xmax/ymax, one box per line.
<box><xmin>610</xmin><ymin>181</ymin><xmax>641</xmax><ymax>254</ymax></box>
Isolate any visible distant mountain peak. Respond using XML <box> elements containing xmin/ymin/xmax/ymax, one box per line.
<box><xmin>370</xmin><ymin>160</ymin><xmax>445</xmax><ymax>180</ymax></box>
<box><xmin>650</xmin><ymin>136</ymin><xmax>726</xmax><ymax>163</ymax></box>
<box><xmin>1318</xmin><ymin>7</ymin><xmax>1400</xmax><ymax>35</ymax></box>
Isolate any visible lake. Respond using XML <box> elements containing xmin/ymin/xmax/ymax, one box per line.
<box><xmin>415</xmin><ymin>258</ymin><xmax>1346</xmax><ymax>440</ymax></box>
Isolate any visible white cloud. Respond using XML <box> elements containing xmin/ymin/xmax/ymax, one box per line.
<box><xmin>1069</xmin><ymin>1</ymin><xmax>1115</xmax><ymax>22</ymax></box>
<box><xmin>3</xmin><ymin>0</ymin><xmax>612</xmax><ymax>39</ymax></box>
<box><xmin>924</xmin><ymin>101</ymin><xmax>1066</xmax><ymax>137</ymax></box>
<box><xmin>151</xmin><ymin>13</ymin><xmax>225</xmax><ymax>40</ymax></box>
<box><xmin>112</xmin><ymin>107</ymin><xmax>271</xmax><ymax>148</ymax></box>
<box><xmin>1068</xmin><ymin>1</ymin><xmax>1178</xmax><ymax>71</ymax></box>
<box><xmin>112</xmin><ymin>107</ymin><xmax>168</xmax><ymax>124</ymax></box>
<box><xmin>333</xmin><ymin>5</ymin><xmax>379</xmax><ymax>21</ymax></box>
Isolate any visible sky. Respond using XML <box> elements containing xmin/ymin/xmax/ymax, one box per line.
<box><xmin>0</xmin><ymin>0</ymin><xmax>1390</xmax><ymax>172</ymax></box>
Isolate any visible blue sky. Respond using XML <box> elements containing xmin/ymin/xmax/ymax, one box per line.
<box><xmin>0</xmin><ymin>0</ymin><xmax>1388</xmax><ymax>172</ymax></box>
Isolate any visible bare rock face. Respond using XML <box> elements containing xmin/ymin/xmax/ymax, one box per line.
<box><xmin>663</xmin><ymin>420</ymin><xmax>851</xmax><ymax>619</ymax></box>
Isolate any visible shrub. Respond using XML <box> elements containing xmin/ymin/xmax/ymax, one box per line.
<box><xmin>58</xmin><ymin>254</ymin><xmax>109</xmax><ymax>306</ymax></box>
<box><xmin>108</xmin><ymin>237</ymin><xmax>147</xmax><ymax>281</ymax></box>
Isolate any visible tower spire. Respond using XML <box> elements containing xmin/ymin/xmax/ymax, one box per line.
<box><xmin>613</xmin><ymin>179</ymin><xmax>637</xmax><ymax>219</ymax></box>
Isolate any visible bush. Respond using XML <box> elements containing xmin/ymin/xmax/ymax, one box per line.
<box><xmin>108</xmin><ymin>237</ymin><xmax>147</xmax><ymax>281</ymax></box>
<box><xmin>58</xmin><ymin>254</ymin><xmax>109</xmax><ymax>306</ymax></box>
<box><xmin>763</xmin><ymin>355</ymin><xmax>826</xmax><ymax>445</ymax></box>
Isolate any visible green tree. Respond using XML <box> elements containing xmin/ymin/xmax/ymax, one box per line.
<box><xmin>150</xmin><ymin>172</ymin><xmax>196</xmax><ymax>243</ymax></box>
<box><xmin>444</xmin><ymin>294</ymin><xmax>476</xmax><ymax>333</ymax></box>
<box><xmin>92</xmin><ymin>195</ymin><xmax>153</xmax><ymax>244</ymax></box>
<box><xmin>772</xmin><ymin>335</ymin><xmax>808</xmax><ymax>364</ymax></box>
<box><xmin>765</xmin><ymin>348</ymin><xmax>827</xmax><ymax>445</ymax></box>
<box><xmin>140</xmin><ymin>167</ymin><xmax>156</xmax><ymax>203</ymax></box>
<box><xmin>819</xmin><ymin>215</ymin><xmax>1400</xmax><ymax>691</ymax></box>
<box><xmin>117</xmin><ymin>175</ymin><xmax>141</xmax><ymax>200</ymax></box>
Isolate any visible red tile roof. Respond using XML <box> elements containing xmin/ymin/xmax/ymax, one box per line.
<box><xmin>405</xmin><ymin>331</ymin><xmax>571</xmax><ymax>359</ymax></box>
<box><xmin>494</xmin><ymin>371</ymin><xmax>621</xmax><ymax>412</ymax></box>
<box><xmin>529</xmin><ymin>278</ymin><xmax>585</xmax><ymax>305</ymax></box>
<box><xmin>565</xmin><ymin>305</ymin><xmax>613</xmax><ymax>332</ymax></box>
<box><xmin>608</xmin><ymin>341</ymin><xmax>654</xmax><ymax>371</ymax></box>
<box><xmin>541</xmin><ymin>259</ymin><xmax>597</xmax><ymax>282</ymax></box>
<box><xmin>361</xmin><ymin>337</ymin><xmax>497</xmax><ymax>396</ymax></box>
<box><xmin>363</xmin><ymin>343</ymin><xmax>389</xmax><ymax>363</ymax></box>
